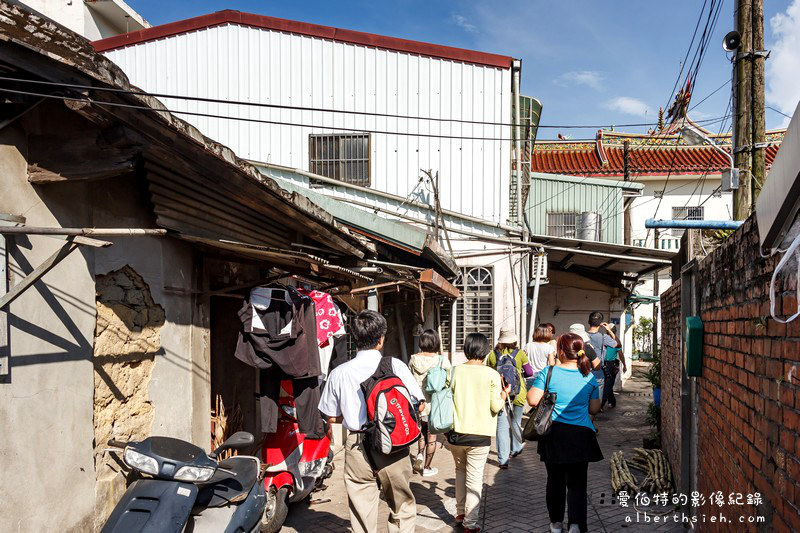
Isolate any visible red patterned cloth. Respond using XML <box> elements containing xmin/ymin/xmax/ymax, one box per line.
<box><xmin>297</xmin><ymin>288</ymin><xmax>344</xmax><ymax>347</ymax></box>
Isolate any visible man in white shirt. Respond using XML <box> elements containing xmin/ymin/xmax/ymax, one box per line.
<box><xmin>318</xmin><ymin>310</ymin><xmax>425</xmax><ymax>533</ymax></box>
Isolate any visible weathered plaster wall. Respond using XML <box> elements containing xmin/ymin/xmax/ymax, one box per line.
<box><xmin>93</xmin><ymin>266</ymin><xmax>164</xmax><ymax>527</ymax></box>
<box><xmin>0</xmin><ymin>125</ymin><xmax>97</xmax><ymax>531</ymax></box>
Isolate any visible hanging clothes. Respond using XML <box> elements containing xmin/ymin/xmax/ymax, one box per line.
<box><xmin>234</xmin><ymin>285</ymin><xmax>321</xmax><ymax>378</ymax></box>
<box><xmin>318</xmin><ymin>323</ymin><xmax>346</xmax><ymax>381</ymax></box>
<box><xmin>296</xmin><ymin>288</ymin><xmax>345</xmax><ymax>347</ymax></box>
<box><xmin>258</xmin><ymin>370</ymin><xmax>325</xmax><ymax>439</ymax></box>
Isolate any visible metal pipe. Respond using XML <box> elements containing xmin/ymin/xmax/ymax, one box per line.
<box><xmin>0</xmin><ymin>226</ymin><xmax>168</xmax><ymax>236</ymax></box>
<box><xmin>528</xmin><ymin>251</ymin><xmax>545</xmax><ymax>343</ymax></box>
<box><xmin>452</xmin><ymin>247</ymin><xmax>530</xmax><ymax>259</ymax></box>
<box><xmin>366</xmin><ymin>259</ymin><xmax>425</xmax><ymax>271</ymax></box>
<box><xmin>645</xmin><ymin>218</ymin><xmax>743</xmax><ymax>230</ymax></box>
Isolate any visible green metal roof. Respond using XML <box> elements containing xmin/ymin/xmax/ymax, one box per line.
<box><xmin>531</xmin><ymin>172</ymin><xmax>644</xmax><ymax>190</ymax></box>
<box><xmin>260</xmin><ymin>167</ymin><xmax>458</xmax><ymax>275</ymax></box>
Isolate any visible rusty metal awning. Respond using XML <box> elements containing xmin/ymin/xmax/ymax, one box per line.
<box><xmin>419</xmin><ymin>269</ymin><xmax>460</xmax><ymax>298</ymax></box>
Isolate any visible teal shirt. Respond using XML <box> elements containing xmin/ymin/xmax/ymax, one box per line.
<box><xmin>605</xmin><ymin>346</ymin><xmax>620</xmax><ymax>361</ymax></box>
<box><xmin>533</xmin><ymin>366</ymin><xmax>599</xmax><ymax>430</ymax></box>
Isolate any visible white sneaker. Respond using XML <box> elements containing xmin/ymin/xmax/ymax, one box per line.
<box><xmin>568</xmin><ymin>525</ymin><xmax>580</xmax><ymax>533</ymax></box>
<box><xmin>421</xmin><ymin>467</ymin><xmax>438</xmax><ymax>477</ymax></box>
<box><xmin>549</xmin><ymin>522</ymin><xmax>563</xmax><ymax>533</ymax></box>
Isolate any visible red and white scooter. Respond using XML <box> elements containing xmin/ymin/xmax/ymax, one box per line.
<box><xmin>260</xmin><ymin>380</ymin><xmax>334</xmax><ymax>533</ymax></box>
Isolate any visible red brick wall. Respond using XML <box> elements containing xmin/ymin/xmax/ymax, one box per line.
<box><xmin>660</xmin><ymin>217</ymin><xmax>800</xmax><ymax>531</ymax></box>
<box><xmin>660</xmin><ymin>281</ymin><xmax>683</xmax><ymax>490</ymax></box>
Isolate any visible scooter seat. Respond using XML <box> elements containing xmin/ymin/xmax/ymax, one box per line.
<box><xmin>195</xmin><ymin>456</ymin><xmax>259</xmax><ymax>508</ymax></box>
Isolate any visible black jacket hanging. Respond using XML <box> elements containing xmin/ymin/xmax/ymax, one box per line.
<box><xmin>234</xmin><ymin>285</ymin><xmax>321</xmax><ymax>378</ymax></box>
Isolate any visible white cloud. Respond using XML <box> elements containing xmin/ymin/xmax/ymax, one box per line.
<box><xmin>451</xmin><ymin>14</ymin><xmax>478</xmax><ymax>34</ymax></box>
<box><xmin>767</xmin><ymin>0</ymin><xmax>800</xmax><ymax>126</ymax></box>
<box><xmin>603</xmin><ymin>96</ymin><xmax>651</xmax><ymax>118</ymax></box>
<box><xmin>554</xmin><ymin>70</ymin><xmax>604</xmax><ymax>90</ymax></box>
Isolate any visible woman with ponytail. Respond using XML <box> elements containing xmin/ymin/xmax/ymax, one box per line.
<box><xmin>527</xmin><ymin>333</ymin><xmax>602</xmax><ymax>533</ymax></box>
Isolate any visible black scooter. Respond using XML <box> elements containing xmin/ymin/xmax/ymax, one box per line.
<box><xmin>102</xmin><ymin>432</ymin><xmax>268</xmax><ymax>533</ymax></box>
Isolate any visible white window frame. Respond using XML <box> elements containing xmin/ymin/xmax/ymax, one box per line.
<box><xmin>671</xmin><ymin>206</ymin><xmax>704</xmax><ymax>237</ymax></box>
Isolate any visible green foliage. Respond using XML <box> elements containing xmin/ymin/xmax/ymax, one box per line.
<box><xmin>633</xmin><ymin>317</ymin><xmax>654</xmax><ymax>355</ymax></box>
<box><xmin>644</xmin><ymin>345</ymin><xmax>662</xmax><ymax>387</ymax></box>
<box><xmin>646</xmin><ymin>401</ymin><xmax>661</xmax><ymax>430</ymax></box>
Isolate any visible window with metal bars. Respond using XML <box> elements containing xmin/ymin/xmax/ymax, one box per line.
<box><xmin>671</xmin><ymin>206</ymin><xmax>704</xmax><ymax>237</ymax></box>
<box><xmin>440</xmin><ymin>267</ymin><xmax>494</xmax><ymax>352</ymax></box>
<box><xmin>546</xmin><ymin>212</ymin><xmax>579</xmax><ymax>238</ymax></box>
<box><xmin>309</xmin><ymin>133</ymin><xmax>370</xmax><ymax>186</ymax></box>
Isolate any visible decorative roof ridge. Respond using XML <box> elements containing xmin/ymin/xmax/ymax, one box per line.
<box><xmin>595</xmin><ymin>129</ymin><xmax>608</xmax><ymax>166</ymax></box>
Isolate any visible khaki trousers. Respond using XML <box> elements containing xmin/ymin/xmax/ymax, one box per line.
<box><xmin>344</xmin><ymin>431</ymin><xmax>416</xmax><ymax>533</ymax></box>
<box><xmin>449</xmin><ymin>444</ymin><xmax>490</xmax><ymax>529</ymax></box>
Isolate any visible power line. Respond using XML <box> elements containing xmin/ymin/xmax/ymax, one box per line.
<box><xmin>0</xmin><ymin>75</ymin><xmax>732</xmax><ymax>131</ymax></box>
<box><xmin>0</xmin><ymin>85</ymin><xmax>732</xmax><ymax>144</ymax></box>
<box><xmin>767</xmin><ymin>106</ymin><xmax>793</xmax><ymax>119</ymax></box>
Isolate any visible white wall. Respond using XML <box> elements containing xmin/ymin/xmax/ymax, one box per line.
<box><xmin>18</xmin><ymin>0</ymin><xmax>147</xmax><ymax>40</ymax></box>
<box><xmin>104</xmin><ymin>23</ymin><xmax>514</xmax><ymax>223</ymax></box>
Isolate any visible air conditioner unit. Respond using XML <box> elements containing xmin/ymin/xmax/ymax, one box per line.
<box><xmin>756</xmin><ymin>100</ymin><xmax>800</xmax><ymax>253</ymax></box>
<box><xmin>529</xmin><ymin>252</ymin><xmax>549</xmax><ymax>286</ymax></box>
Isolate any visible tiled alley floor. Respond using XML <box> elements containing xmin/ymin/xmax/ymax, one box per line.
<box><xmin>283</xmin><ymin>362</ymin><xmax>681</xmax><ymax>532</ymax></box>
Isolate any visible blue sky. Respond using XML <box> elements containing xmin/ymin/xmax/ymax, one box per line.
<box><xmin>127</xmin><ymin>0</ymin><xmax>799</xmax><ymax>139</ymax></box>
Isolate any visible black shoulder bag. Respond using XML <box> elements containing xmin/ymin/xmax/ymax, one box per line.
<box><xmin>522</xmin><ymin>366</ymin><xmax>557</xmax><ymax>441</ymax></box>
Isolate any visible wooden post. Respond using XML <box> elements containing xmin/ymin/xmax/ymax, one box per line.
<box><xmin>750</xmin><ymin>0</ymin><xmax>766</xmax><ymax>203</ymax></box>
<box><xmin>733</xmin><ymin>0</ymin><xmax>753</xmax><ymax>220</ymax></box>
<box><xmin>623</xmin><ymin>140</ymin><xmax>632</xmax><ymax>245</ymax></box>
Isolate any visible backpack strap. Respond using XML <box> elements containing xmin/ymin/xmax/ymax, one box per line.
<box><xmin>378</xmin><ymin>356</ymin><xmax>394</xmax><ymax>375</ymax></box>
<box><xmin>510</xmin><ymin>348</ymin><xmax>520</xmax><ymax>362</ymax></box>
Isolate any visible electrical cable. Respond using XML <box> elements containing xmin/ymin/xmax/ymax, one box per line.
<box><xmin>0</xmin><ymin>74</ymin><xmax>733</xmax><ymax>131</ymax></box>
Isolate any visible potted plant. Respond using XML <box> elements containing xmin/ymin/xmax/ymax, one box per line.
<box><xmin>645</xmin><ymin>347</ymin><xmax>662</xmax><ymax>406</ymax></box>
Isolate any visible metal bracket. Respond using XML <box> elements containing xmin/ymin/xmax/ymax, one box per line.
<box><xmin>734</xmin><ymin>50</ymin><xmax>770</xmax><ymax>61</ymax></box>
<box><xmin>733</xmin><ymin>142</ymin><xmax>772</xmax><ymax>154</ymax></box>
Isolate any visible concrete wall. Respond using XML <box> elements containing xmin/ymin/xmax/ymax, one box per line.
<box><xmin>0</xmin><ymin>119</ymin><xmax>208</xmax><ymax>530</ymax></box>
<box><xmin>660</xmin><ymin>217</ymin><xmax>800</xmax><ymax>531</ymax></box>
<box><xmin>0</xmin><ymin>123</ymin><xmax>97</xmax><ymax>532</ymax></box>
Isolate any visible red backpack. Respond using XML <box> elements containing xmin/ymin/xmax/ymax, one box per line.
<box><xmin>360</xmin><ymin>357</ymin><xmax>422</xmax><ymax>455</ymax></box>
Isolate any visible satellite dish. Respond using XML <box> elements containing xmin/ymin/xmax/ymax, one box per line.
<box><xmin>723</xmin><ymin>30</ymin><xmax>741</xmax><ymax>52</ymax></box>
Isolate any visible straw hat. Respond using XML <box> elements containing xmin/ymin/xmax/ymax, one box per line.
<box><xmin>497</xmin><ymin>327</ymin><xmax>519</xmax><ymax>345</ymax></box>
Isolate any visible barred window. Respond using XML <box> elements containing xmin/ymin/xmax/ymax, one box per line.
<box><xmin>546</xmin><ymin>212</ymin><xmax>578</xmax><ymax>238</ymax></box>
<box><xmin>309</xmin><ymin>133</ymin><xmax>370</xmax><ymax>186</ymax></box>
<box><xmin>671</xmin><ymin>206</ymin><xmax>704</xmax><ymax>237</ymax></box>
<box><xmin>441</xmin><ymin>267</ymin><xmax>494</xmax><ymax>352</ymax></box>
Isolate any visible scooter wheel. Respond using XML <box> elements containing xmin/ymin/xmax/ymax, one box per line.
<box><xmin>261</xmin><ymin>486</ymin><xmax>289</xmax><ymax>533</ymax></box>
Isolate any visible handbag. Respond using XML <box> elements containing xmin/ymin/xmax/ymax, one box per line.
<box><xmin>522</xmin><ymin>366</ymin><xmax>557</xmax><ymax>441</ymax></box>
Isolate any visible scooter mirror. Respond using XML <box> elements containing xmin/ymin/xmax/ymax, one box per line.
<box><xmin>211</xmin><ymin>431</ymin><xmax>255</xmax><ymax>457</ymax></box>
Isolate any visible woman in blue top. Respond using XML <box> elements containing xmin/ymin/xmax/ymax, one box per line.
<box><xmin>528</xmin><ymin>333</ymin><xmax>602</xmax><ymax>533</ymax></box>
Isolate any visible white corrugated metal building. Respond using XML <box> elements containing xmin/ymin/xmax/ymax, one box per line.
<box><xmin>98</xmin><ymin>11</ymin><xmax>515</xmax><ymax>224</ymax></box>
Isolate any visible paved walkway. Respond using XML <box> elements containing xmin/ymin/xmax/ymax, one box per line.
<box><xmin>283</xmin><ymin>362</ymin><xmax>681</xmax><ymax>532</ymax></box>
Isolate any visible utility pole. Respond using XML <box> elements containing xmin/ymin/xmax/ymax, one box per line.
<box><xmin>652</xmin><ymin>229</ymin><xmax>659</xmax><ymax>355</ymax></box>
<box><xmin>732</xmin><ymin>0</ymin><xmax>753</xmax><ymax>220</ymax></box>
<box><xmin>732</xmin><ymin>0</ymin><xmax>766</xmax><ymax>219</ymax></box>
<box><xmin>623</xmin><ymin>140</ymin><xmax>632</xmax><ymax>245</ymax></box>
<box><xmin>751</xmin><ymin>0</ymin><xmax>766</xmax><ymax>202</ymax></box>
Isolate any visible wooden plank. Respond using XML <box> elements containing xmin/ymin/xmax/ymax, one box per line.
<box><xmin>350</xmin><ymin>280</ymin><xmax>406</xmax><ymax>294</ymax></box>
<box><xmin>27</xmin><ymin>132</ymin><xmax>141</xmax><ymax>184</ymax></box>
<box><xmin>0</xmin><ymin>239</ymin><xmax>80</xmax><ymax>310</ymax></box>
<box><xmin>419</xmin><ymin>268</ymin><xmax>460</xmax><ymax>298</ymax></box>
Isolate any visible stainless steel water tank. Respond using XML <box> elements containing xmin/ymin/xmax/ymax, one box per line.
<box><xmin>576</xmin><ymin>212</ymin><xmax>601</xmax><ymax>241</ymax></box>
